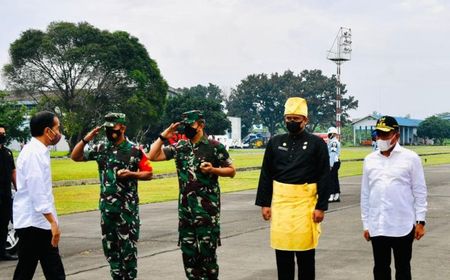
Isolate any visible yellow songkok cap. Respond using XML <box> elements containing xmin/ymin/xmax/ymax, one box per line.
<box><xmin>284</xmin><ymin>97</ymin><xmax>308</xmax><ymax>117</ymax></box>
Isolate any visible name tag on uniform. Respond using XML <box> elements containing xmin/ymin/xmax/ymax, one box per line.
<box><xmin>278</xmin><ymin>146</ymin><xmax>288</xmax><ymax>151</ymax></box>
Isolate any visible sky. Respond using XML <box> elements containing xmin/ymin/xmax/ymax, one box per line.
<box><xmin>0</xmin><ymin>0</ymin><xmax>449</xmax><ymax>120</ymax></box>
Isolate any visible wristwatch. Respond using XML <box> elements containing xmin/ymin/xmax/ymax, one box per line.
<box><xmin>416</xmin><ymin>221</ymin><xmax>426</xmax><ymax>226</ymax></box>
<box><xmin>81</xmin><ymin>138</ymin><xmax>89</xmax><ymax>144</ymax></box>
<box><xmin>158</xmin><ymin>134</ymin><xmax>167</xmax><ymax>141</ymax></box>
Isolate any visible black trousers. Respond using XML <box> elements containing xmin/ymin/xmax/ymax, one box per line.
<box><xmin>13</xmin><ymin>227</ymin><xmax>65</xmax><ymax>280</ymax></box>
<box><xmin>275</xmin><ymin>249</ymin><xmax>315</xmax><ymax>280</ymax></box>
<box><xmin>329</xmin><ymin>161</ymin><xmax>341</xmax><ymax>194</ymax></box>
<box><xmin>370</xmin><ymin>227</ymin><xmax>415</xmax><ymax>280</ymax></box>
<box><xmin>0</xmin><ymin>198</ymin><xmax>12</xmax><ymax>255</ymax></box>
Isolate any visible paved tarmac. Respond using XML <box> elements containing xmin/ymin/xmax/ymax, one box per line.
<box><xmin>1</xmin><ymin>164</ymin><xmax>449</xmax><ymax>280</ymax></box>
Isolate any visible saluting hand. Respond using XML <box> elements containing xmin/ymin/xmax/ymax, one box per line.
<box><xmin>85</xmin><ymin>126</ymin><xmax>102</xmax><ymax>142</ymax></box>
<box><xmin>161</xmin><ymin>122</ymin><xmax>181</xmax><ymax>140</ymax></box>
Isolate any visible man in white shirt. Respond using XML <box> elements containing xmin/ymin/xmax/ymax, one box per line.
<box><xmin>13</xmin><ymin>111</ymin><xmax>65</xmax><ymax>280</ymax></box>
<box><xmin>361</xmin><ymin>115</ymin><xmax>427</xmax><ymax>280</ymax></box>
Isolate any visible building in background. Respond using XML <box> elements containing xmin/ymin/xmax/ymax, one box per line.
<box><xmin>352</xmin><ymin>114</ymin><xmax>422</xmax><ymax>146</ymax></box>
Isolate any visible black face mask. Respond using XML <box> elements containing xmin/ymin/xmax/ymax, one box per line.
<box><xmin>286</xmin><ymin>121</ymin><xmax>303</xmax><ymax>134</ymax></box>
<box><xmin>106</xmin><ymin>128</ymin><xmax>122</xmax><ymax>142</ymax></box>
<box><xmin>0</xmin><ymin>134</ymin><xmax>5</xmax><ymax>144</ymax></box>
<box><xmin>184</xmin><ymin>125</ymin><xmax>198</xmax><ymax>139</ymax></box>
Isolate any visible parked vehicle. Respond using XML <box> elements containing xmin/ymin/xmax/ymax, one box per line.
<box><xmin>242</xmin><ymin>133</ymin><xmax>267</xmax><ymax>148</ymax></box>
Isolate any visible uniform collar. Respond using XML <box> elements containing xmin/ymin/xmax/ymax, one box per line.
<box><xmin>106</xmin><ymin>138</ymin><xmax>129</xmax><ymax>149</ymax></box>
<box><xmin>191</xmin><ymin>135</ymin><xmax>209</xmax><ymax>146</ymax></box>
<box><xmin>287</xmin><ymin>130</ymin><xmax>307</xmax><ymax>140</ymax></box>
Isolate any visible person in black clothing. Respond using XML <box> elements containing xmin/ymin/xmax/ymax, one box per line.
<box><xmin>255</xmin><ymin>97</ymin><xmax>330</xmax><ymax>280</ymax></box>
<box><xmin>0</xmin><ymin>124</ymin><xmax>18</xmax><ymax>261</ymax></box>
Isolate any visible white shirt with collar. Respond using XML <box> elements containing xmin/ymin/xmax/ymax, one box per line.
<box><xmin>13</xmin><ymin>137</ymin><xmax>58</xmax><ymax>230</ymax></box>
<box><xmin>361</xmin><ymin>142</ymin><xmax>427</xmax><ymax>237</ymax></box>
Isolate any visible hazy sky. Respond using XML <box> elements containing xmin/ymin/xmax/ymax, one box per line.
<box><xmin>1</xmin><ymin>0</ymin><xmax>449</xmax><ymax>120</ymax></box>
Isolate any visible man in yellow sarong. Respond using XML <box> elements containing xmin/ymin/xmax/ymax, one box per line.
<box><xmin>255</xmin><ymin>97</ymin><xmax>330</xmax><ymax>280</ymax></box>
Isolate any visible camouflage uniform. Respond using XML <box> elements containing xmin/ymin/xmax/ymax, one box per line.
<box><xmin>163</xmin><ymin>112</ymin><xmax>232</xmax><ymax>280</ymax></box>
<box><xmin>85</xmin><ymin>113</ymin><xmax>152</xmax><ymax>280</ymax></box>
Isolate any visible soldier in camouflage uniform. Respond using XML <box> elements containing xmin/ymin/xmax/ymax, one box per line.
<box><xmin>149</xmin><ymin>110</ymin><xmax>236</xmax><ymax>280</ymax></box>
<box><xmin>71</xmin><ymin>113</ymin><xmax>153</xmax><ymax>280</ymax></box>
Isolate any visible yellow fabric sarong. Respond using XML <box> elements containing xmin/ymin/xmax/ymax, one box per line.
<box><xmin>270</xmin><ymin>181</ymin><xmax>320</xmax><ymax>251</ymax></box>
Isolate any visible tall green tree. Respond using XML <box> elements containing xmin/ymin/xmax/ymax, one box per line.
<box><xmin>0</xmin><ymin>91</ymin><xmax>29</xmax><ymax>144</ymax></box>
<box><xmin>2</xmin><ymin>21</ymin><xmax>167</xmax><ymax>150</ymax></box>
<box><xmin>163</xmin><ymin>83</ymin><xmax>231</xmax><ymax>135</ymax></box>
<box><xmin>417</xmin><ymin>116</ymin><xmax>450</xmax><ymax>144</ymax></box>
<box><xmin>227</xmin><ymin>70</ymin><xmax>358</xmax><ymax>136</ymax></box>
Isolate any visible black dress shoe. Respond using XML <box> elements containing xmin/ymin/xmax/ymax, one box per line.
<box><xmin>0</xmin><ymin>253</ymin><xmax>18</xmax><ymax>261</ymax></box>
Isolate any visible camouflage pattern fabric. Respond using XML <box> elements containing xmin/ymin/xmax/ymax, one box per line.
<box><xmin>101</xmin><ymin>211</ymin><xmax>139</xmax><ymax>280</ymax></box>
<box><xmin>103</xmin><ymin>112</ymin><xmax>127</xmax><ymax>127</ymax></box>
<box><xmin>163</xmin><ymin>136</ymin><xmax>232</xmax><ymax>280</ymax></box>
<box><xmin>181</xmin><ymin>110</ymin><xmax>203</xmax><ymax>125</ymax></box>
<box><xmin>85</xmin><ymin>139</ymin><xmax>151</xmax><ymax>279</ymax></box>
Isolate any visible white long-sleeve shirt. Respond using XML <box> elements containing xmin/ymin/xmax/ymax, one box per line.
<box><xmin>361</xmin><ymin>143</ymin><xmax>427</xmax><ymax>237</ymax></box>
<box><xmin>13</xmin><ymin>137</ymin><xmax>58</xmax><ymax>230</ymax></box>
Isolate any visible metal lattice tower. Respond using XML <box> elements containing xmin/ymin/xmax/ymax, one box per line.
<box><xmin>327</xmin><ymin>27</ymin><xmax>352</xmax><ymax>135</ymax></box>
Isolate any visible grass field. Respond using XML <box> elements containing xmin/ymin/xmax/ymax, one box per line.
<box><xmin>50</xmin><ymin>146</ymin><xmax>450</xmax><ymax>215</ymax></box>
<box><xmin>50</xmin><ymin>149</ymin><xmax>265</xmax><ymax>181</ymax></box>
<box><xmin>55</xmin><ymin>170</ymin><xmax>262</xmax><ymax>215</ymax></box>
<box><xmin>50</xmin><ymin>145</ymin><xmax>450</xmax><ymax>181</ymax></box>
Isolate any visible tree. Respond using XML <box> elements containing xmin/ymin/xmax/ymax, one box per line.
<box><xmin>436</xmin><ymin>112</ymin><xmax>450</xmax><ymax>120</ymax></box>
<box><xmin>339</xmin><ymin>124</ymin><xmax>354</xmax><ymax>146</ymax></box>
<box><xmin>417</xmin><ymin>116</ymin><xmax>450</xmax><ymax>144</ymax></box>
<box><xmin>226</xmin><ymin>70</ymin><xmax>358</xmax><ymax>136</ymax></box>
<box><xmin>2</xmin><ymin>21</ymin><xmax>167</xmax><ymax>150</ymax></box>
<box><xmin>163</xmin><ymin>84</ymin><xmax>231</xmax><ymax>135</ymax></box>
<box><xmin>0</xmin><ymin>91</ymin><xmax>29</xmax><ymax>144</ymax></box>
<box><xmin>227</xmin><ymin>74</ymin><xmax>267</xmax><ymax>137</ymax></box>
<box><xmin>293</xmin><ymin>69</ymin><xmax>358</xmax><ymax>132</ymax></box>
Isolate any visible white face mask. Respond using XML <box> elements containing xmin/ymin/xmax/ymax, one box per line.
<box><xmin>376</xmin><ymin>136</ymin><xmax>395</xmax><ymax>152</ymax></box>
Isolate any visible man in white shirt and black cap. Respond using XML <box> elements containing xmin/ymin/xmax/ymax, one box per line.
<box><xmin>13</xmin><ymin>111</ymin><xmax>65</xmax><ymax>279</ymax></box>
<box><xmin>361</xmin><ymin>115</ymin><xmax>427</xmax><ymax>280</ymax></box>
